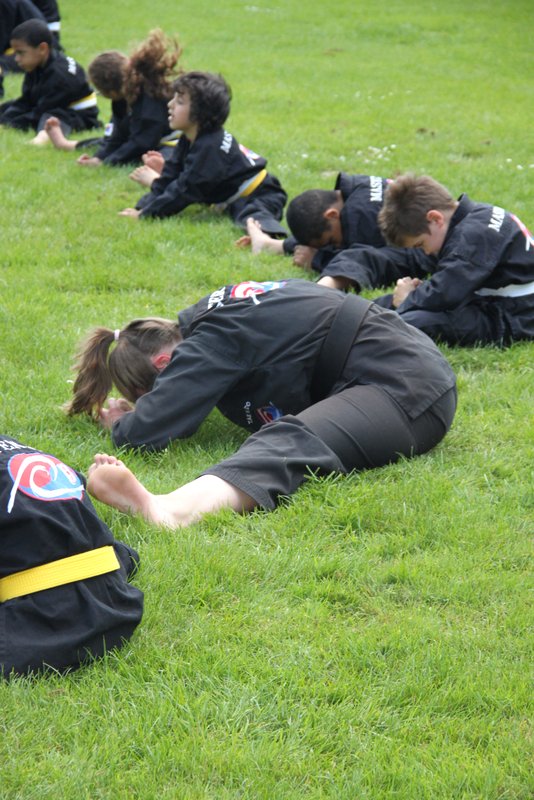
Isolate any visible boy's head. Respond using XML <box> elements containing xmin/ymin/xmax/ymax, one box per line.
<box><xmin>170</xmin><ymin>71</ymin><xmax>231</xmax><ymax>134</ymax></box>
<box><xmin>11</xmin><ymin>20</ymin><xmax>53</xmax><ymax>72</ymax></box>
<box><xmin>88</xmin><ymin>51</ymin><xmax>128</xmax><ymax>99</ymax></box>
<box><xmin>378</xmin><ymin>173</ymin><xmax>458</xmax><ymax>254</ymax></box>
<box><xmin>286</xmin><ymin>189</ymin><xmax>344</xmax><ymax>248</ymax></box>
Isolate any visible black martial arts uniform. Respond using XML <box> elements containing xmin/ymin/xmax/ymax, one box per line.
<box><xmin>0</xmin><ymin>48</ymin><xmax>99</xmax><ymax>132</ymax></box>
<box><xmin>31</xmin><ymin>0</ymin><xmax>61</xmax><ymax>47</ymax></box>
<box><xmin>135</xmin><ymin>128</ymin><xmax>287</xmax><ymax>235</ymax></box>
<box><xmin>283</xmin><ymin>173</ymin><xmax>390</xmax><ymax>268</ymax></box>
<box><xmin>324</xmin><ymin>195</ymin><xmax>534</xmax><ymax>346</ymax></box>
<box><xmin>81</xmin><ymin>93</ymin><xmax>176</xmax><ymax>166</ymax></box>
<box><xmin>32</xmin><ymin>0</ymin><xmax>60</xmax><ymax>24</ymax></box>
<box><xmin>0</xmin><ymin>437</ymin><xmax>143</xmax><ymax>678</ymax></box>
<box><xmin>110</xmin><ymin>280</ymin><xmax>457</xmax><ymax>510</ymax></box>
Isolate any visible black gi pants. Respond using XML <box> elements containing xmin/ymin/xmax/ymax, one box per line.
<box><xmin>229</xmin><ymin>175</ymin><xmax>288</xmax><ymax>237</ymax></box>
<box><xmin>374</xmin><ymin>293</ymin><xmax>516</xmax><ymax>346</ymax></box>
<box><xmin>204</xmin><ymin>384</ymin><xmax>457</xmax><ymax>510</ymax></box>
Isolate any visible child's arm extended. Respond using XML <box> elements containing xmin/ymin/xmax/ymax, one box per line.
<box><xmin>133</xmin><ymin>132</ymin><xmax>234</xmax><ymax>220</ymax></box>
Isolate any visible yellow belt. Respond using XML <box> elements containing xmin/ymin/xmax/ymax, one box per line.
<box><xmin>0</xmin><ymin>546</ymin><xmax>120</xmax><ymax>603</ymax></box>
<box><xmin>240</xmin><ymin>168</ymin><xmax>267</xmax><ymax>197</ymax></box>
<box><xmin>69</xmin><ymin>92</ymin><xmax>98</xmax><ymax>111</ymax></box>
<box><xmin>160</xmin><ymin>130</ymin><xmax>182</xmax><ymax>147</ymax></box>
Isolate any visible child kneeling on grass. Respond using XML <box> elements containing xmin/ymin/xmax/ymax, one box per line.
<box><xmin>0</xmin><ymin>436</ymin><xmax>143</xmax><ymax>678</ymax></box>
<box><xmin>0</xmin><ymin>18</ymin><xmax>99</xmax><ymax>143</ymax></box>
<box><xmin>66</xmin><ymin>279</ymin><xmax>456</xmax><ymax>530</ymax></box>
<box><xmin>45</xmin><ymin>29</ymin><xmax>182</xmax><ymax>167</ymax></box>
<box><xmin>120</xmin><ymin>71</ymin><xmax>288</xmax><ymax>237</ymax></box>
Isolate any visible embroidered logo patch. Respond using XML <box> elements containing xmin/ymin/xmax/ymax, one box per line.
<box><xmin>7</xmin><ymin>454</ymin><xmax>84</xmax><ymax>513</ymax></box>
<box><xmin>230</xmin><ymin>280</ymin><xmax>286</xmax><ymax>299</ymax></box>
<box><xmin>256</xmin><ymin>402</ymin><xmax>284</xmax><ymax>424</ymax></box>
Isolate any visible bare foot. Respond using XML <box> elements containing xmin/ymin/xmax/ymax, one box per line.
<box><xmin>87</xmin><ymin>454</ymin><xmax>178</xmax><ymax>528</ymax></box>
<box><xmin>317</xmin><ymin>275</ymin><xmax>352</xmax><ymax>291</ymax></box>
<box><xmin>129</xmin><ymin>165</ymin><xmax>160</xmax><ymax>188</ymax></box>
<box><xmin>246</xmin><ymin>217</ymin><xmax>284</xmax><ymax>255</ymax></box>
<box><xmin>29</xmin><ymin>129</ymin><xmax>50</xmax><ymax>146</ymax></box>
<box><xmin>142</xmin><ymin>150</ymin><xmax>165</xmax><ymax>174</ymax></box>
<box><xmin>44</xmin><ymin>116</ymin><xmax>77</xmax><ymax>151</ymax></box>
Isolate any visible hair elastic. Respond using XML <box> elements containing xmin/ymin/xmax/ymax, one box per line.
<box><xmin>114</xmin><ymin>329</ymin><xmax>121</xmax><ymax>341</ymax></box>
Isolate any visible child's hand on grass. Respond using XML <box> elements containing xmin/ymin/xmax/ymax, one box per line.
<box><xmin>77</xmin><ymin>155</ymin><xmax>102</xmax><ymax>167</ymax></box>
<box><xmin>119</xmin><ymin>208</ymin><xmax>141</xmax><ymax>218</ymax></box>
<box><xmin>393</xmin><ymin>277</ymin><xmax>422</xmax><ymax>307</ymax></box>
<box><xmin>98</xmin><ymin>397</ymin><xmax>134</xmax><ymax>429</ymax></box>
<box><xmin>293</xmin><ymin>246</ymin><xmax>317</xmax><ymax>270</ymax></box>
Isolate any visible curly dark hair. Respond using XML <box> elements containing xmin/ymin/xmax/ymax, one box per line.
<box><xmin>172</xmin><ymin>71</ymin><xmax>231</xmax><ymax>133</ymax></box>
<box><xmin>124</xmin><ymin>28</ymin><xmax>182</xmax><ymax>105</ymax></box>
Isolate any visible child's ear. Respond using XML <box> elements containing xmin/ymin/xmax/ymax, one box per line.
<box><xmin>426</xmin><ymin>210</ymin><xmax>445</xmax><ymax>226</ymax></box>
<box><xmin>38</xmin><ymin>42</ymin><xmax>50</xmax><ymax>60</ymax></box>
<box><xmin>151</xmin><ymin>353</ymin><xmax>171</xmax><ymax>371</ymax></box>
<box><xmin>324</xmin><ymin>207</ymin><xmax>341</xmax><ymax>220</ymax></box>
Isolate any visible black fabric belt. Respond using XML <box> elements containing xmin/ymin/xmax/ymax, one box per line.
<box><xmin>311</xmin><ymin>293</ymin><xmax>371</xmax><ymax>402</ymax></box>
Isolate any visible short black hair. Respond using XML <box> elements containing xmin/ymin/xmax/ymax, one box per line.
<box><xmin>11</xmin><ymin>19</ymin><xmax>53</xmax><ymax>48</ymax></box>
<box><xmin>286</xmin><ymin>189</ymin><xmax>340</xmax><ymax>244</ymax></box>
<box><xmin>172</xmin><ymin>71</ymin><xmax>231</xmax><ymax>133</ymax></box>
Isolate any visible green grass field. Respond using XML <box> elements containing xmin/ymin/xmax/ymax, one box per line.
<box><xmin>0</xmin><ymin>1</ymin><xmax>533</xmax><ymax>797</ymax></box>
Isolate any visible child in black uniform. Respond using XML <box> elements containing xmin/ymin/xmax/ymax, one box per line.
<box><xmin>0</xmin><ymin>436</ymin><xmax>143</xmax><ymax>677</ymax></box>
<box><xmin>322</xmin><ymin>173</ymin><xmax>534</xmax><ymax>346</ymax></box>
<box><xmin>0</xmin><ymin>0</ymin><xmax>45</xmax><ymax>96</ymax></box>
<box><xmin>65</xmin><ymin>279</ymin><xmax>457</xmax><ymax>528</ymax></box>
<box><xmin>0</xmin><ymin>19</ymin><xmax>99</xmax><ymax>142</ymax></box>
<box><xmin>120</xmin><ymin>71</ymin><xmax>287</xmax><ymax>237</ymax></box>
<box><xmin>44</xmin><ymin>29</ymin><xmax>181</xmax><ymax>167</ymax></box>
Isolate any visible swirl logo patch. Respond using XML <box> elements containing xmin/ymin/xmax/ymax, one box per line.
<box><xmin>230</xmin><ymin>280</ymin><xmax>286</xmax><ymax>299</ymax></box>
<box><xmin>7</xmin><ymin>454</ymin><xmax>84</xmax><ymax>513</ymax></box>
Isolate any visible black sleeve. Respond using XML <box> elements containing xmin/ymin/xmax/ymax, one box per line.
<box><xmin>136</xmin><ymin>135</ymin><xmax>231</xmax><ymax>219</ymax></box>
<box><xmin>311</xmin><ymin>246</ymin><xmax>342</xmax><ymax>272</ymax></box>
<box><xmin>320</xmin><ymin>245</ymin><xmax>435</xmax><ymax>290</ymax></box>
<box><xmin>282</xmin><ymin>235</ymin><xmax>297</xmax><ymax>256</ymax></box>
<box><xmin>103</xmin><ymin>95</ymin><xmax>168</xmax><ymax>166</ymax></box>
<box><xmin>30</xmin><ymin>63</ymin><xmax>91</xmax><ymax>120</ymax></box>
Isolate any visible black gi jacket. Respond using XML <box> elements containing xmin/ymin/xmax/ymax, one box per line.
<box><xmin>94</xmin><ymin>93</ymin><xmax>173</xmax><ymax>166</ymax></box>
<box><xmin>0</xmin><ymin>0</ymin><xmax>45</xmax><ymax>53</ymax></box>
<box><xmin>111</xmin><ymin>280</ymin><xmax>455</xmax><ymax>451</ymax></box>
<box><xmin>32</xmin><ymin>0</ymin><xmax>60</xmax><ymax>22</ymax></box>
<box><xmin>136</xmin><ymin>128</ymin><xmax>275</xmax><ymax>218</ymax></box>
<box><xmin>0</xmin><ymin>437</ymin><xmax>143</xmax><ymax>677</ymax></box>
<box><xmin>395</xmin><ymin>194</ymin><xmax>534</xmax><ymax>340</ymax></box>
<box><xmin>0</xmin><ymin>49</ymin><xmax>98</xmax><ymax>131</ymax></box>
<box><xmin>283</xmin><ymin>172</ymin><xmax>390</xmax><ymax>270</ymax></box>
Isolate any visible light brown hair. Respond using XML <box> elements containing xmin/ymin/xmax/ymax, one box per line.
<box><xmin>378</xmin><ymin>173</ymin><xmax>456</xmax><ymax>246</ymax></box>
<box><xmin>65</xmin><ymin>318</ymin><xmax>182</xmax><ymax>417</ymax></box>
<box><xmin>124</xmin><ymin>29</ymin><xmax>181</xmax><ymax>104</ymax></box>
<box><xmin>88</xmin><ymin>29</ymin><xmax>181</xmax><ymax>104</ymax></box>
